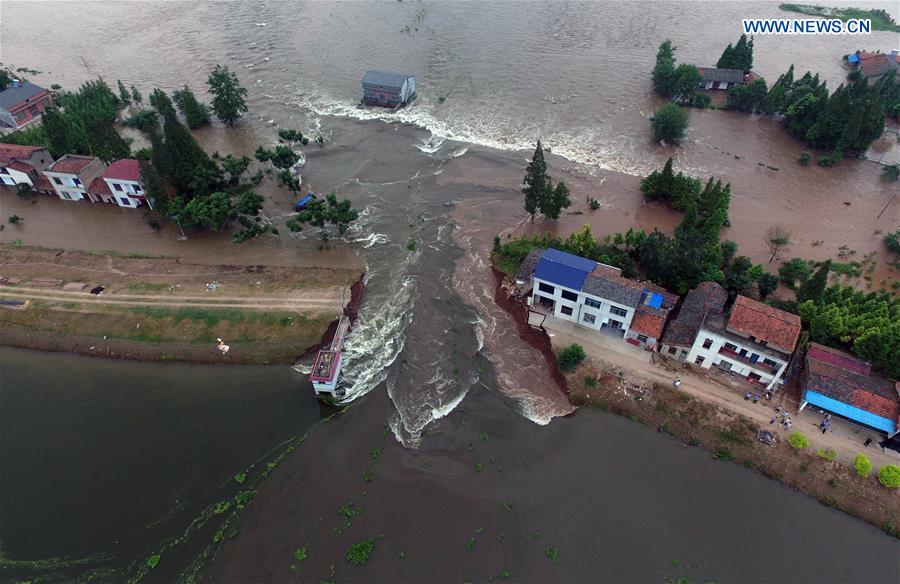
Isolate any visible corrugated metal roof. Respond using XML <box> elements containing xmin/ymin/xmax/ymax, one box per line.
<box><xmin>0</xmin><ymin>82</ymin><xmax>47</xmax><ymax>110</ymax></box>
<box><xmin>805</xmin><ymin>391</ymin><xmax>896</xmax><ymax>433</ymax></box>
<box><xmin>361</xmin><ymin>70</ymin><xmax>412</xmax><ymax>90</ymax></box>
<box><xmin>534</xmin><ymin>248</ymin><xmax>595</xmax><ymax>291</ymax></box>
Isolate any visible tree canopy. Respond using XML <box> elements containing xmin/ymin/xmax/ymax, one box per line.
<box><xmin>287</xmin><ymin>193</ymin><xmax>360</xmax><ymax>240</ymax></box>
<box><xmin>172</xmin><ymin>86</ymin><xmax>211</xmax><ymax>129</ymax></box>
<box><xmin>651</xmin><ymin>103</ymin><xmax>688</xmax><ymax>143</ymax></box>
<box><xmin>42</xmin><ymin>78</ymin><xmax>130</xmax><ymax>161</ymax></box>
<box><xmin>521</xmin><ymin>141</ymin><xmax>571</xmax><ymax>220</ymax></box>
<box><xmin>206</xmin><ymin>65</ymin><xmax>248</xmax><ymax>126</ymax></box>
<box><xmin>716</xmin><ymin>34</ymin><xmax>754</xmax><ymax>72</ymax></box>
<box><xmin>652</xmin><ymin>40</ymin><xmax>702</xmax><ymax>105</ymax></box>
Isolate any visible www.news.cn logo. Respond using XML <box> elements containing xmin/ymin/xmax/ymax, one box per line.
<box><xmin>742</xmin><ymin>18</ymin><xmax>872</xmax><ymax>34</ymax></box>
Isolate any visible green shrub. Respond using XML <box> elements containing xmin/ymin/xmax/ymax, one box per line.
<box><xmin>347</xmin><ymin>537</ymin><xmax>375</xmax><ymax>565</ymax></box>
<box><xmin>788</xmin><ymin>432</ymin><xmax>809</xmax><ymax>449</ymax></box>
<box><xmin>557</xmin><ymin>344</ymin><xmax>586</xmax><ymax>371</ymax></box>
<box><xmin>122</xmin><ymin>109</ymin><xmax>159</xmax><ymax>131</ymax></box>
<box><xmin>854</xmin><ymin>454</ymin><xmax>872</xmax><ymax>477</ymax></box>
<box><xmin>778</xmin><ymin>257</ymin><xmax>812</xmax><ymax>288</ymax></box>
<box><xmin>816</xmin><ymin>448</ymin><xmax>837</xmax><ymax>461</ymax></box>
<box><xmin>877</xmin><ymin>464</ymin><xmax>900</xmax><ymax>488</ymax></box>
<box><xmin>884</xmin><ymin>230</ymin><xmax>900</xmax><ymax>255</ymax></box>
<box><xmin>799</xmin><ymin>151</ymin><xmax>812</xmax><ymax>165</ymax></box>
<box><xmin>882</xmin><ymin>164</ymin><xmax>899</xmax><ymax>183</ymax></box>
<box><xmin>293</xmin><ymin>547</ymin><xmax>308</xmax><ymax>561</ymax></box>
<box><xmin>651</xmin><ymin>103</ymin><xmax>689</xmax><ymax>143</ymax></box>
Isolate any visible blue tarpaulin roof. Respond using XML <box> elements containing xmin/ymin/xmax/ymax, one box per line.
<box><xmin>295</xmin><ymin>194</ymin><xmax>315</xmax><ymax>209</ymax></box>
<box><xmin>804</xmin><ymin>390</ymin><xmax>896</xmax><ymax>433</ymax></box>
<box><xmin>534</xmin><ymin>248</ymin><xmax>596</xmax><ymax>291</ymax></box>
<box><xmin>642</xmin><ymin>291</ymin><xmax>664</xmax><ymax>309</ymax></box>
<box><xmin>848</xmin><ymin>53</ymin><xmax>860</xmax><ymax>64</ymax></box>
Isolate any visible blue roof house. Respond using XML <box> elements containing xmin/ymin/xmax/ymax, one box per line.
<box><xmin>531</xmin><ymin>248</ymin><xmax>597</xmax><ymax>325</ymax></box>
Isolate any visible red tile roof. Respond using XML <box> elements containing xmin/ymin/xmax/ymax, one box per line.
<box><xmin>102</xmin><ymin>159</ymin><xmax>141</xmax><ymax>182</ymax></box>
<box><xmin>88</xmin><ymin>177</ymin><xmax>112</xmax><ymax>197</ymax></box>
<box><xmin>807</xmin><ymin>343</ymin><xmax>871</xmax><ymax>376</ymax></box>
<box><xmin>0</xmin><ymin>143</ymin><xmax>44</xmax><ymax>164</ymax></box>
<box><xmin>849</xmin><ymin>390</ymin><xmax>900</xmax><ymax>422</ymax></box>
<box><xmin>7</xmin><ymin>160</ymin><xmax>33</xmax><ymax>173</ymax></box>
<box><xmin>727</xmin><ymin>295</ymin><xmax>801</xmax><ymax>353</ymax></box>
<box><xmin>859</xmin><ymin>53</ymin><xmax>899</xmax><ymax>78</ymax></box>
<box><xmin>47</xmin><ymin>155</ymin><xmax>99</xmax><ymax>175</ymax></box>
<box><xmin>630</xmin><ymin>312</ymin><xmax>667</xmax><ymax>340</ymax></box>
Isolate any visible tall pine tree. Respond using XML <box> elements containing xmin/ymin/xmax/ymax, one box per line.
<box><xmin>523</xmin><ymin>141</ymin><xmax>549</xmax><ymax>221</ymax></box>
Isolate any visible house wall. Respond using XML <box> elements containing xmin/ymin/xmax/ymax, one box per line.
<box><xmin>625</xmin><ymin>329</ymin><xmax>659</xmax><ymax>348</ymax></box>
<box><xmin>22</xmin><ymin>149</ymin><xmax>53</xmax><ymax>173</ymax></box>
<box><xmin>45</xmin><ymin>159</ymin><xmax>106</xmax><ymax>202</ymax></box>
<box><xmin>686</xmin><ymin>328</ymin><xmax>790</xmax><ymax>390</ymax></box>
<box><xmin>103</xmin><ymin>178</ymin><xmax>146</xmax><ymax>208</ymax></box>
<box><xmin>0</xmin><ymin>166</ymin><xmax>33</xmax><ymax>186</ymax></box>
<box><xmin>801</xmin><ymin>390</ymin><xmax>896</xmax><ymax>435</ymax></box>
<box><xmin>4</xmin><ymin>91</ymin><xmax>52</xmax><ymax>128</ymax></box>
<box><xmin>531</xmin><ymin>276</ymin><xmax>636</xmax><ymax>335</ymax></box>
<box><xmin>660</xmin><ymin>343</ymin><xmax>692</xmax><ymax>361</ymax></box>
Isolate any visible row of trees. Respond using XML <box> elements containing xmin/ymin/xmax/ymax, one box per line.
<box><xmin>651</xmin><ymin>40</ymin><xmax>705</xmax><ymax>107</ymax></box>
<box><xmin>716</xmin><ymin>34</ymin><xmax>754</xmax><ymax>72</ymax></box>
<box><xmin>42</xmin><ymin>79</ymin><xmax>131</xmax><ymax>161</ymax></box>
<box><xmin>522</xmin><ymin>141</ymin><xmax>571</xmax><ymax>221</ymax></box>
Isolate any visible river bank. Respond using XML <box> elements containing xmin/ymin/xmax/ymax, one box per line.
<box><xmin>491</xmin><ymin>265</ymin><xmax>900</xmax><ymax>539</ymax></box>
<box><xmin>0</xmin><ymin>245</ymin><xmax>365</xmax><ymax>365</ymax></box>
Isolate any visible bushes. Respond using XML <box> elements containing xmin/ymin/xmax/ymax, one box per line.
<box><xmin>854</xmin><ymin>454</ymin><xmax>872</xmax><ymax>477</ymax></box>
<box><xmin>347</xmin><ymin>537</ymin><xmax>375</xmax><ymax>565</ymax></box>
<box><xmin>788</xmin><ymin>432</ymin><xmax>809</xmax><ymax>449</ymax></box>
<box><xmin>799</xmin><ymin>151</ymin><xmax>812</xmax><ymax>165</ymax></box>
<box><xmin>884</xmin><ymin>230</ymin><xmax>900</xmax><ymax>255</ymax></box>
<box><xmin>778</xmin><ymin>257</ymin><xmax>811</xmax><ymax>288</ymax></box>
<box><xmin>557</xmin><ymin>344</ymin><xmax>586</xmax><ymax>372</ymax></box>
<box><xmin>651</xmin><ymin>103</ymin><xmax>688</xmax><ymax>143</ymax></box>
<box><xmin>122</xmin><ymin>109</ymin><xmax>159</xmax><ymax>131</ymax></box>
<box><xmin>877</xmin><ymin>464</ymin><xmax>900</xmax><ymax>488</ymax></box>
<box><xmin>816</xmin><ymin>448</ymin><xmax>837</xmax><ymax>461</ymax></box>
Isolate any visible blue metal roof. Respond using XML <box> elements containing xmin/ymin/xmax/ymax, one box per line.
<box><xmin>804</xmin><ymin>390</ymin><xmax>896</xmax><ymax>433</ymax></box>
<box><xmin>534</xmin><ymin>248</ymin><xmax>596</xmax><ymax>291</ymax></box>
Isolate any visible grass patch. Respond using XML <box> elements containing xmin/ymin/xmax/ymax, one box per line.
<box><xmin>128</xmin><ymin>306</ymin><xmax>303</xmax><ymax>328</ymax></box>
<box><xmin>778</xmin><ymin>4</ymin><xmax>900</xmax><ymax>32</ymax></box>
<box><xmin>713</xmin><ymin>448</ymin><xmax>733</xmax><ymax>461</ymax></box>
<box><xmin>347</xmin><ymin>537</ymin><xmax>375</xmax><ymax>565</ymax></box>
<box><xmin>546</xmin><ymin>546</ymin><xmax>560</xmax><ymax>564</ymax></box>
<box><xmin>126</xmin><ymin>281</ymin><xmax>172</xmax><ymax>292</ymax></box>
<box><xmin>293</xmin><ymin>547</ymin><xmax>308</xmax><ymax>561</ymax></box>
<box><xmin>817</xmin><ymin>448</ymin><xmax>837</xmax><ymax>461</ymax></box>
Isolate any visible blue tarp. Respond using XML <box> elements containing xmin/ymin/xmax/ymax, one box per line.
<box><xmin>848</xmin><ymin>53</ymin><xmax>860</xmax><ymax>64</ymax></box>
<box><xmin>294</xmin><ymin>194</ymin><xmax>316</xmax><ymax>210</ymax></box>
<box><xmin>644</xmin><ymin>291</ymin><xmax>664</xmax><ymax>309</ymax></box>
<box><xmin>804</xmin><ymin>390</ymin><xmax>895</xmax><ymax>433</ymax></box>
<box><xmin>534</xmin><ymin>248</ymin><xmax>596</xmax><ymax>292</ymax></box>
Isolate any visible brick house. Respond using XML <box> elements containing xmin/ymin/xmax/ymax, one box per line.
<box><xmin>0</xmin><ymin>81</ymin><xmax>53</xmax><ymax>129</ymax></box>
<box><xmin>43</xmin><ymin>155</ymin><xmax>106</xmax><ymax>202</ymax></box>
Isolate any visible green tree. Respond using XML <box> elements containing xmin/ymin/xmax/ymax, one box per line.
<box><xmin>150</xmin><ymin>88</ymin><xmax>176</xmax><ymax>117</ymax></box>
<box><xmin>523</xmin><ymin>141</ymin><xmax>549</xmax><ymax>220</ymax></box>
<box><xmin>762</xmin><ymin>65</ymin><xmax>794</xmax><ymax>113</ymax></box>
<box><xmin>294</xmin><ymin>193</ymin><xmax>360</xmax><ymax>238</ymax></box>
<box><xmin>672</xmin><ymin>64</ymin><xmax>701</xmax><ymax>104</ymax></box>
<box><xmin>778</xmin><ymin>257</ymin><xmax>812</xmax><ymax>288</ymax></box>
<box><xmin>726</xmin><ymin>78</ymin><xmax>768</xmax><ymax>113</ymax></box>
<box><xmin>184</xmin><ymin>191</ymin><xmax>235</xmax><ymax>230</ymax></box>
<box><xmin>236</xmin><ymin>191</ymin><xmax>264</xmax><ymax>216</ymax></box>
<box><xmin>221</xmin><ymin>154</ymin><xmax>251</xmax><ymax>186</ymax></box>
<box><xmin>117</xmin><ymin>79</ymin><xmax>131</xmax><ymax>106</ymax></box>
<box><xmin>541</xmin><ymin>181</ymin><xmax>570</xmax><ymax>220</ymax></box>
<box><xmin>207</xmin><ymin>65</ymin><xmax>248</xmax><ymax>126</ymax></box>
<box><xmin>131</xmin><ymin>85</ymin><xmax>142</xmax><ymax>104</ymax></box>
<box><xmin>796</xmin><ymin>260</ymin><xmax>830</xmax><ymax>303</ymax></box>
<box><xmin>640</xmin><ymin>158</ymin><xmax>701</xmax><ymax>210</ymax></box>
<box><xmin>565</xmin><ymin>224</ymin><xmax>597</xmax><ymax>258</ymax></box>
<box><xmin>172</xmin><ymin>85</ymin><xmax>211</xmax><ymax>129</ymax></box>
<box><xmin>788</xmin><ymin>432</ymin><xmax>809</xmax><ymax>449</ymax></box>
<box><xmin>758</xmin><ymin>273</ymin><xmax>779</xmax><ymax>299</ymax></box>
<box><xmin>765</xmin><ymin>224</ymin><xmax>791</xmax><ymax>263</ymax></box>
<box><xmin>854</xmin><ymin>454</ymin><xmax>873</xmax><ymax>477</ymax></box>
<box><xmin>651</xmin><ymin>103</ymin><xmax>688</xmax><ymax>143</ymax></box>
<box><xmin>652</xmin><ymin>39</ymin><xmax>677</xmax><ymax>98</ymax></box>
<box><xmin>557</xmin><ymin>344</ymin><xmax>586</xmax><ymax>371</ymax></box>
<box><xmin>717</xmin><ymin>34</ymin><xmax>753</xmax><ymax>72</ymax></box>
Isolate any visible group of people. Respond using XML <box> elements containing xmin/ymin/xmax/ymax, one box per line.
<box><xmin>743</xmin><ymin>391</ymin><xmax>772</xmax><ymax>404</ymax></box>
<box><xmin>770</xmin><ymin>405</ymin><xmax>792</xmax><ymax>430</ymax></box>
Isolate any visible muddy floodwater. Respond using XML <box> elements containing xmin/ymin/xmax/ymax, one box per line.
<box><xmin>1</xmin><ymin>0</ymin><xmax>899</xmax><ymax>581</ymax></box>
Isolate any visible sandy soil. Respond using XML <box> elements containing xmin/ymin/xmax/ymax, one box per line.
<box><xmin>0</xmin><ymin>245</ymin><xmax>364</xmax><ymax>364</ymax></box>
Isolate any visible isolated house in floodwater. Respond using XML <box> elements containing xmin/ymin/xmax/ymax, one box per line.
<box><xmin>697</xmin><ymin>67</ymin><xmax>746</xmax><ymax>90</ymax></box>
<box><xmin>361</xmin><ymin>70</ymin><xmax>416</xmax><ymax>107</ymax></box>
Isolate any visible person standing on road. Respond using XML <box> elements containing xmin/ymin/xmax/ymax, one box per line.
<box><xmin>864</xmin><ymin>437</ymin><xmax>872</xmax><ymax>447</ymax></box>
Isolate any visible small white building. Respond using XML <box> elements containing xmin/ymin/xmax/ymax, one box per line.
<box><xmin>0</xmin><ymin>144</ymin><xmax>54</xmax><ymax>187</ymax></box>
<box><xmin>683</xmin><ymin>294</ymin><xmax>801</xmax><ymax>391</ymax></box>
<box><xmin>43</xmin><ymin>154</ymin><xmax>106</xmax><ymax>202</ymax></box>
<box><xmin>525</xmin><ymin>248</ymin><xmax>676</xmax><ymax>346</ymax></box>
<box><xmin>88</xmin><ymin>159</ymin><xmax>150</xmax><ymax>208</ymax></box>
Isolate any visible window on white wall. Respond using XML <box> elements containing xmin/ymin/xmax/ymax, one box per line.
<box><xmin>561</xmin><ymin>290</ymin><xmax>578</xmax><ymax>302</ymax></box>
<box><xmin>582</xmin><ymin>313</ymin><xmax>595</xmax><ymax>324</ymax></box>
<box><xmin>560</xmin><ymin>306</ymin><xmax>573</xmax><ymax>316</ymax></box>
<box><xmin>610</xmin><ymin>306</ymin><xmax>627</xmax><ymax>317</ymax></box>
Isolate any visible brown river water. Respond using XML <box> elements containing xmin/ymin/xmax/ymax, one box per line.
<box><xmin>1</xmin><ymin>1</ymin><xmax>899</xmax><ymax>581</ymax></box>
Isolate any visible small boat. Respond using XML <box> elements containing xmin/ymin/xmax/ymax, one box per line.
<box><xmin>310</xmin><ymin>316</ymin><xmax>350</xmax><ymax>399</ymax></box>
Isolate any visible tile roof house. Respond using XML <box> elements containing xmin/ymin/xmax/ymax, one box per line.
<box><xmin>361</xmin><ymin>70</ymin><xmax>417</xmax><ymax>107</ymax></box>
<box><xmin>854</xmin><ymin>50</ymin><xmax>900</xmax><ymax>84</ymax></box>
<box><xmin>522</xmin><ymin>248</ymin><xmax>677</xmax><ymax>348</ymax></box>
<box><xmin>0</xmin><ymin>143</ymin><xmax>54</xmax><ymax>188</ymax></box>
<box><xmin>88</xmin><ymin>159</ymin><xmax>150</xmax><ymax>209</ymax></box>
<box><xmin>43</xmin><ymin>155</ymin><xmax>107</xmax><ymax>202</ymax></box>
<box><xmin>800</xmin><ymin>343</ymin><xmax>899</xmax><ymax>436</ymax></box>
<box><xmin>661</xmin><ymin>282</ymin><xmax>728</xmax><ymax>355</ymax></box>
<box><xmin>0</xmin><ymin>81</ymin><xmax>53</xmax><ymax>129</ymax></box>
<box><xmin>697</xmin><ymin>68</ymin><xmax>746</xmax><ymax>90</ymax></box>
<box><xmin>681</xmin><ymin>292</ymin><xmax>801</xmax><ymax>392</ymax></box>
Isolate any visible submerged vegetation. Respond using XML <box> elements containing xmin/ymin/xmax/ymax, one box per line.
<box><xmin>778</xmin><ymin>4</ymin><xmax>900</xmax><ymax>32</ymax></box>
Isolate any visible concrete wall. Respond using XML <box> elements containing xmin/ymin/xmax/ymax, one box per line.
<box><xmin>104</xmin><ymin>177</ymin><xmax>146</xmax><ymax>208</ymax></box>
<box><xmin>686</xmin><ymin>328</ymin><xmax>790</xmax><ymax>390</ymax></box>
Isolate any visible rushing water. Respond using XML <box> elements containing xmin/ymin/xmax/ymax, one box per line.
<box><xmin>2</xmin><ymin>1</ymin><xmax>899</xmax><ymax>578</ymax></box>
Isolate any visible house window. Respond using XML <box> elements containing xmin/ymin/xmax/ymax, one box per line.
<box><xmin>560</xmin><ymin>306</ymin><xmax>573</xmax><ymax>316</ymax></box>
<box><xmin>133</xmin><ymin>185</ymin><xmax>143</xmax><ymax>194</ymax></box>
<box><xmin>668</xmin><ymin>346</ymin><xmax>677</xmax><ymax>355</ymax></box>
<box><xmin>607</xmin><ymin>319</ymin><xmax>623</xmax><ymax>330</ymax></box>
<box><xmin>637</xmin><ymin>334</ymin><xmax>649</xmax><ymax>343</ymax></box>
<box><xmin>748</xmin><ymin>373</ymin><xmax>762</xmax><ymax>383</ymax></box>
<box><xmin>695</xmin><ymin>356</ymin><xmax>705</xmax><ymax>366</ymax></box>
<box><xmin>763</xmin><ymin>358</ymin><xmax>777</xmax><ymax>368</ymax></box>
<box><xmin>724</xmin><ymin>342</ymin><xmax>738</xmax><ymax>352</ymax></box>
<box><xmin>53</xmin><ymin>177</ymin><xmax>62</xmax><ymax>185</ymax></box>
<box><xmin>0</xmin><ymin>167</ymin><xmax>7</xmax><ymax>174</ymax></box>
<box><xmin>719</xmin><ymin>361</ymin><xmax>733</xmax><ymax>372</ymax></box>
<box><xmin>119</xmin><ymin>198</ymin><xmax>131</xmax><ymax>206</ymax></box>
<box><xmin>60</xmin><ymin>191</ymin><xmax>72</xmax><ymax>200</ymax></box>
<box><xmin>584</xmin><ymin>298</ymin><xmax>602</xmax><ymax>309</ymax></box>
<box><xmin>610</xmin><ymin>306</ymin><xmax>627</xmax><ymax>317</ymax></box>
<box><xmin>2</xmin><ymin>177</ymin><xmax>14</xmax><ymax>185</ymax></box>
<box><xmin>561</xmin><ymin>290</ymin><xmax>578</xmax><ymax>302</ymax></box>
<box><xmin>113</xmin><ymin>183</ymin><xmax>123</xmax><ymax>192</ymax></box>
<box><xmin>538</xmin><ymin>282</ymin><xmax>555</xmax><ymax>295</ymax></box>
<box><xmin>73</xmin><ymin>178</ymin><xmax>82</xmax><ymax>187</ymax></box>
<box><xmin>582</xmin><ymin>313</ymin><xmax>596</xmax><ymax>324</ymax></box>
<box><xmin>702</xmin><ymin>338</ymin><xmax>713</xmax><ymax>349</ymax></box>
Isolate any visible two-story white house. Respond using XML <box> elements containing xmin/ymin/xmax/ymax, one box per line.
<box><xmin>0</xmin><ymin>144</ymin><xmax>54</xmax><ymax>188</ymax></box>
<box><xmin>524</xmin><ymin>248</ymin><xmax>677</xmax><ymax>345</ymax></box>
<box><xmin>43</xmin><ymin>155</ymin><xmax>106</xmax><ymax>202</ymax></box>
<box><xmin>88</xmin><ymin>159</ymin><xmax>150</xmax><ymax>209</ymax></box>
<box><xmin>684</xmin><ymin>294</ymin><xmax>801</xmax><ymax>391</ymax></box>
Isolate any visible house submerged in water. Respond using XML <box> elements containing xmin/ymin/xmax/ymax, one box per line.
<box><xmin>361</xmin><ymin>70</ymin><xmax>416</xmax><ymax>108</ymax></box>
